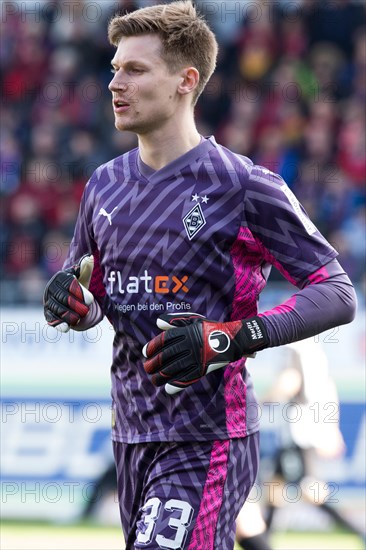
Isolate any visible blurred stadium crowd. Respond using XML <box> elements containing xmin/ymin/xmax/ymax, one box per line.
<box><xmin>1</xmin><ymin>0</ymin><xmax>365</xmax><ymax>304</ymax></box>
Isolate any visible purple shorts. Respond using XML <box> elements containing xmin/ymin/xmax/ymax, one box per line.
<box><xmin>113</xmin><ymin>433</ymin><xmax>259</xmax><ymax>550</ymax></box>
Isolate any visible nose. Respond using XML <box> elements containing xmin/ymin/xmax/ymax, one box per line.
<box><xmin>108</xmin><ymin>70</ymin><xmax>128</xmax><ymax>93</ymax></box>
<box><xmin>109</xmin><ymin>75</ymin><xmax>118</xmax><ymax>93</ymax></box>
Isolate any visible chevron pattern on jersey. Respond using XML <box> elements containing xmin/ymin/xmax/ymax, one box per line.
<box><xmin>65</xmin><ymin>137</ymin><xmax>337</xmax><ymax>444</ymax></box>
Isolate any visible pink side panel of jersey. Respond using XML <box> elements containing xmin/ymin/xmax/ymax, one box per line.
<box><xmin>224</xmin><ymin>226</ymin><xmax>268</xmax><ymax>437</ymax></box>
<box><xmin>229</xmin><ymin>226</ymin><xmax>267</xmax><ymax>321</ymax></box>
<box><xmin>224</xmin><ymin>361</ymin><xmax>248</xmax><ymax>438</ymax></box>
<box><xmin>188</xmin><ymin>440</ymin><xmax>230</xmax><ymax>550</ymax></box>
<box><xmin>88</xmin><ymin>246</ymin><xmax>106</xmax><ymax>304</ymax></box>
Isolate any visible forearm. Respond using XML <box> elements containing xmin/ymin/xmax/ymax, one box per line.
<box><xmin>259</xmin><ymin>261</ymin><xmax>357</xmax><ymax>347</ymax></box>
<box><xmin>143</xmin><ymin>262</ymin><xmax>356</xmax><ymax>393</ymax></box>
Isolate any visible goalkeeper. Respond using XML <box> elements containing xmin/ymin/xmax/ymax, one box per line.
<box><xmin>43</xmin><ymin>2</ymin><xmax>357</xmax><ymax>549</ymax></box>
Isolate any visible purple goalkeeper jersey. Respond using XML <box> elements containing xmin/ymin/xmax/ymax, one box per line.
<box><xmin>65</xmin><ymin>136</ymin><xmax>337</xmax><ymax>443</ymax></box>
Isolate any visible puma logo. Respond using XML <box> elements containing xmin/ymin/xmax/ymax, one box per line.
<box><xmin>98</xmin><ymin>206</ymin><xmax>118</xmax><ymax>225</ymax></box>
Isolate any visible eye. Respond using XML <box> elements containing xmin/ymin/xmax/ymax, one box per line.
<box><xmin>111</xmin><ymin>68</ymin><xmax>117</xmax><ymax>74</ymax></box>
<box><xmin>129</xmin><ymin>67</ymin><xmax>144</xmax><ymax>75</ymax></box>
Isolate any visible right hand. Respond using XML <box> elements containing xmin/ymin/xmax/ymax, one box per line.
<box><xmin>143</xmin><ymin>312</ymin><xmax>268</xmax><ymax>395</ymax></box>
<box><xmin>43</xmin><ymin>255</ymin><xmax>94</xmax><ymax>332</ymax></box>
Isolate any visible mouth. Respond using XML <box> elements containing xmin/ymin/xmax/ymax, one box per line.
<box><xmin>113</xmin><ymin>99</ymin><xmax>130</xmax><ymax>113</ymax></box>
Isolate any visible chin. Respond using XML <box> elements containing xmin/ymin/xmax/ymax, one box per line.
<box><xmin>115</xmin><ymin>118</ymin><xmax>137</xmax><ymax>133</ymax></box>
<box><xmin>114</xmin><ymin>114</ymin><xmax>158</xmax><ymax>135</ymax></box>
<box><xmin>115</xmin><ymin>123</ymin><xmax>130</xmax><ymax>132</ymax></box>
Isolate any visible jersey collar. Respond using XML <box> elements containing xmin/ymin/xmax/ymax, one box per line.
<box><xmin>136</xmin><ymin>136</ymin><xmax>217</xmax><ymax>184</ymax></box>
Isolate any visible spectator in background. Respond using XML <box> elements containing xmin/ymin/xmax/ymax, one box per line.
<box><xmin>236</xmin><ymin>338</ymin><xmax>366</xmax><ymax>549</ymax></box>
<box><xmin>1</xmin><ymin>0</ymin><xmax>365</xmax><ymax>304</ymax></box>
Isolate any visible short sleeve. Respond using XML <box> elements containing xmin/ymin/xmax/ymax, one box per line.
<box><xmin>64</xmin><ymin>179</ymin><xmax>96</xmax><ymax>267</ymax></box>
<box><xmin>64</xmin><ymin>175</ymin><xmax>106</xmax><ymax>305</ymax></box>
<box><xmin>242</xmin><ymin>165</ymin><xmax>338</xmax><ymax>286</ymax></box>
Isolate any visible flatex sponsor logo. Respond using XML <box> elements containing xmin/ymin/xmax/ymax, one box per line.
<box><xmin>107</xmin><ymin>270</ymin><xmax>189</xmax><ymax>296</ymax></box>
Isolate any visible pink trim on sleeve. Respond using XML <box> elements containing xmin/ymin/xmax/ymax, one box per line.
<box><xmin>307</xmin><ymin>265</ymin><xmax>330</xmax><ymax>284</ymax></box>
<box><xmin>259</xmin><ymin>295</ymin><xmax>297</xmax><ymax>317</ymax></box>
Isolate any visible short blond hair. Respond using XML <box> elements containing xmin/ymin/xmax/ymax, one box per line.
<box><xmin>108</xmin><ymin>1</ymin><xmax>218</xmax><ymax>104</ymax></box>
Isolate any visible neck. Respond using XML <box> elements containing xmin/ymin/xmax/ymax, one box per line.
<box><xmin>138</xmin><ymin>117</ymin><xmax>201</xmax><ymax>171</ymax></box>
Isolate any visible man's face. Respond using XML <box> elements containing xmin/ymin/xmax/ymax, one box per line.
<box><xmin>109</xmin><ymin>34</ymin><xmax>182</xmax><ymax>134</ymax></box>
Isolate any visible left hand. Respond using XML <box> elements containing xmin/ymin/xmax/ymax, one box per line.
<box><xmin>43</xmin><ymin>255</ymin><xmax>95</xmax><ymax>332</ymax></box>
<box><xmin>142</xmin><ymin>312</ymin><xmax>268</xmax><ymax>394</ymax></box>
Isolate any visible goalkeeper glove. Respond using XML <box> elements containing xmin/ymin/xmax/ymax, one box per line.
<box><xmin>43</xmin><ymin>255</ymin><xmax>95</xmax><ymax>333</ymax></box>
<box><xmin>142</xmin><ymin>312</ymin><xmax>269</xmax><ymax>394</ymax></box>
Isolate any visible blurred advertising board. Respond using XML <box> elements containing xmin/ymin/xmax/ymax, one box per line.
<box><xmin>1</xmin><ymin>292</ymin><xmax>365</xmax><ymax>524</ymax></box>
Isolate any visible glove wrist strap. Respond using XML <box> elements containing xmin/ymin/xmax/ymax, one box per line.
<box><xmin>73</xmin><ymin>300</ymin><xmax>102</xmax><ymax>331</ymax></box>
<box><xmin>241</xmin><ymin>316</ymin><xmax>269</xmax><ymax>352</ymax></box>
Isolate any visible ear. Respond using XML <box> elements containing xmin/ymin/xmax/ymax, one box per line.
<box><xmin>177</xmin><ymin>67</ymin><xmax>200</xmax><ymax>97</ymax></box>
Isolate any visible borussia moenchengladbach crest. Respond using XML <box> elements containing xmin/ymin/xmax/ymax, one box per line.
<box><xmin>183</xmin><ymin>203</ymin><xmax>206</xmax><ymax>240</ymax></box>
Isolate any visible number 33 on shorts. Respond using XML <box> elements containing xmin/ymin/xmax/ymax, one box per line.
<box><xmin>136</xmin><ymin>497</ymin><xmax>194</xmax><ymax>549</ymax></box>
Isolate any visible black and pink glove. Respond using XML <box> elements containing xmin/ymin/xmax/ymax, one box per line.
<box><xmin>142</xmin><ymin>312</ymin><xmax>269</xmax><ymax>394</ymax></box>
